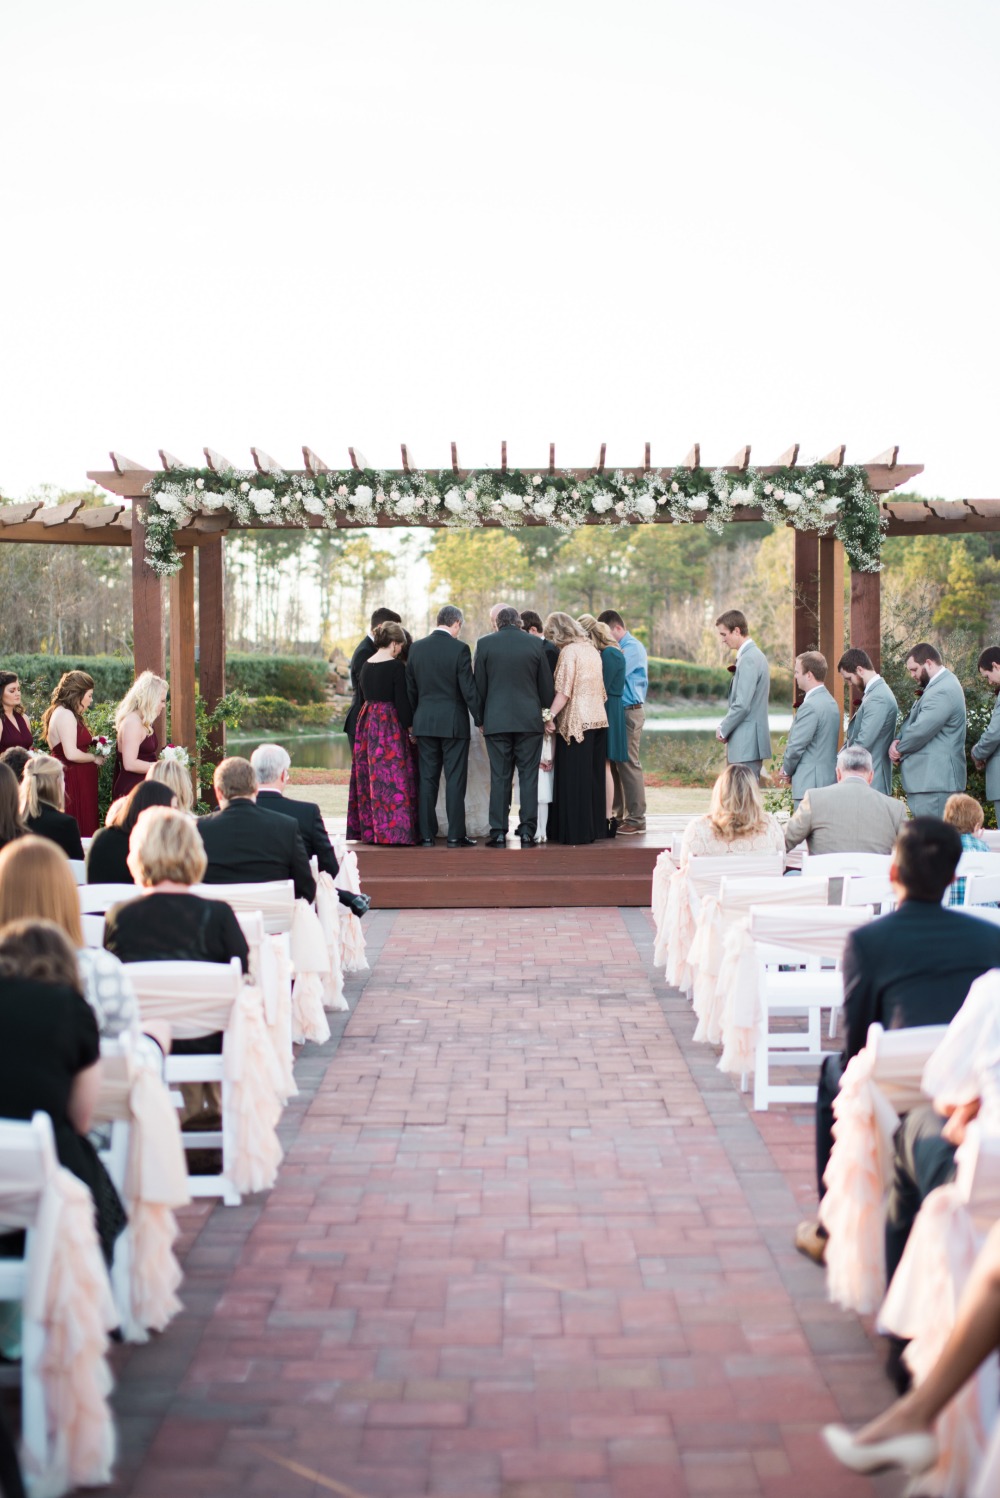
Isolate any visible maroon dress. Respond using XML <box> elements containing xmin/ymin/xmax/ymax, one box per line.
<box><xmin>52</xmin><ymin>720</ymin><xmax>100</xmax><ymax>837</ymax></box>
<box><xmin>111</xmin><ymin>728</ymin><xmax>158</xmax><ymax>801</ymax></box>
<box><xmin>0</xmin><ymin>711</ymin><xmax>33</xmax><ymax>753</ymax></box>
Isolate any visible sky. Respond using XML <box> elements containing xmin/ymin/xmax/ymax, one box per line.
<box><xmin>1</xmin><ymin>0</ymin><xmax>998</xmax><ymax>503</ymax></box>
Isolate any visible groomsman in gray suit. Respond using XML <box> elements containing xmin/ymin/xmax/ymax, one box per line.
<box><xmin>779</xmin><ymin>652</ymin><xmax>842</xmax><ymax>808</ymax></box>
<box><xmin>889</xmin><ymin>642</ymin><xmax>967</xmax><ymax>818</ymax></box>
<box><xmin>715</xmin><ymin>610</ymin><xmax>771</xmax><ymax>779</ymax></box>
<box><xmin>838</xmin><ymin>647</ymin><xmax>899</xmax><ymax>797</ymax></box>
<box><xmin>972</xmin><ymin>645</ymin><xmax>1000</xmax><ymax>822</ymax></box>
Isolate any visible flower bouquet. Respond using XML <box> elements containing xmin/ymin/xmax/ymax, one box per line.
<box><xmin>159</xmin><ymin>744</ymin><xmax>191</xmax><ymax>767</ymax></box>
<box><xmin>90</xmin><ymin>735</ymin><xmax>113</xmax><ymax>759</ymax></box>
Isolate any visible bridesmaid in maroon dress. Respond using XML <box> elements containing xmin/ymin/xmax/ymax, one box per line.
<box><xmin>112</xmin><ymin>671</ymin><xmax>168</xmax><ymax>802</ymax></box>
<box><xmin>43</xmin><ymin>670</ymin><xmax>100</xmax><ymax>837</ymax></box>
<box><xmin>0</xmin><ymin>672</ymin><xmax>34</xmax><ymax>754</ymax></box>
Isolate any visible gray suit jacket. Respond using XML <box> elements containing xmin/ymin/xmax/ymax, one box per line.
<box><xmin>897</xmin><ymin>669</ymin><xmax>967</xmax><ymax>796</ymax></box>
<box><xmin>782</xmin><ymin>685</ymin><xmax>841</xmax><ymax>802</ymax></box>
<box><xmin>846</xmin><ymin>677</ymin><xmax>899</xmax><ymax>797</ymax></box>
<box><xmin>783</xmin><ymin>776</ymin><xmax>907</xmax><ymax>855</ymax></box>
<box><xmin>717</xmin><ymin>641</ymin><xmax>771</xmax><ymax>762</ymax></box>
<box><xmin>972</xmin><ymin>695</ymin><xmax>1000</xmax><ymax>800</ymax></box>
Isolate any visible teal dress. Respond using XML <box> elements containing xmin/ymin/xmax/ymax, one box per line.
<box><xmin>602</xmin><ymin>647</ymin><xmax>627</xmax><ymax>763</ymax></box>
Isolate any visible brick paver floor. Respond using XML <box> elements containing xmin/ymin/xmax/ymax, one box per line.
<box><xmin>104</xmin><ymin>909</ymin><xmax>902</xmax><ymax>1498</ymax></box>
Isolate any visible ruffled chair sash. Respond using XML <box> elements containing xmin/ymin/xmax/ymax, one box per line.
<box><xmin>331</xmin><ymin>836</ymin><xmax>369</xmax><ymax>973</ymax></box>
<box><xmin>314</xmin><ymin>873</ymin><xmax>350</xmax><ymax>1013</ymax></box>
<box><xmin>651</xmin><ymin>851</ymin><xmax>675</xmax><ymax>969</ymax></box>
<box><xmin>222</xmin><ymin>983</ymin><xmax>286</xmax><ymax>1195</ymax></box>
<box><xmin>289</xmin><ymin>901</ymin><xmax>332</xmax><ymax>1046</ymax></box>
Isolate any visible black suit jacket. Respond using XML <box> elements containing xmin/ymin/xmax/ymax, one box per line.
<box><xmin>344</xmin><ymin>636</ymin><xmax>376</xmax><ymax>742</ymax></box>
<box><xmin>197</xmin><ymin>798</ymin><xmax>316</xmax><ymax>901</ymax></box>
<box><xmin>256</xmin><ymin>789</ymin><xmax>339</xmax><ymax>879</ymax></box>
<box><xmin>473</xmin><ymin>626</ymin><xmax>555</xmax><ymax>735</ymax></box>
<box><xmin>405</xmin><ymin>629</ymin><xmax>481</xmax><ymax>737</ymax></box>
<box><xmin>841</xmin><ymin>901</ymin><xmax>1000</xmax><ymax>1062</ymax></box>
<box><xmin>26</xmin><ymin>802</ymin><xmax>84</xmax><ymax>861</ymax></box>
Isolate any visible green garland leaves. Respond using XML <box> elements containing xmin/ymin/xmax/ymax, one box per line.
<box><xmin>143</xmin><ymin>462</ymin><xmax>885</xmax><ymax>577</ymax></box>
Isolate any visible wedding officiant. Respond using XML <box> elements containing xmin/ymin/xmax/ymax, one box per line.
<box><xmin>406</xmin><ymin>605</ymin><xmax>482</xmax><ymax>848</ymax></box>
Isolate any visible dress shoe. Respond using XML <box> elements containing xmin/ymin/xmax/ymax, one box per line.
<box><xmin>447</xmin><ymin>836</ymin><xmax>477</xmax><ymax>848</ymax></box>
<box><xmin>345</xmin><ymin>892</ymin><xmax>371</xmax><ymax>918</ymax></box>
<box><xmin>821</xmin><ymin>1424</ymin><xmax>937</xmax><ymax>1476</ymax></box>
<box><xmin>616</xmin><ymin>822</ymin><xmax>645</xmax><ymax>836</ymax></box>
<box><xmin>520</xmin><ymin>835</ymin><xmax>539</xmax><ymax>848</ymax></box>
<box><xmin>794</xmin><ymin>1218</ymin><xmax>827</xmax><ymax>1265</ymax></box>
<box><xmin>484</xmin><ymin>834</ymin><xmax>506</xmax><ymax>847</ymax></box>
<box><xmin>419</xmin><ymin>838</ymin><xmax>435</xmax><ymax>848</ymax></box>
<box><xmin>607</xmin><ymin>817</ymin><xmax>619</xmax><ymax>838</ymax></box>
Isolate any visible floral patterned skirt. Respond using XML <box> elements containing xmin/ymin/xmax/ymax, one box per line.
<box><xmin>347</xmin><ymin>702</ymin><xmax>418</xmax><ymax>845</ymax></box>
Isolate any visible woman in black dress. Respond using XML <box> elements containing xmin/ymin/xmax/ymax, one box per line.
<box><xmin>0</xmin><ymin>919</ymin><xmax>125</xmax><ymax>1264</ymax></box>
<box><xmin>346</xmin><ymin>622</ymin><xmax>417</xmax><ymax>844</ymax></box>
<box><xmin>85</xmin><ymin>779</ymin><xmax>177</xmax><ymax>885</ymax></box>
<box><xmin>19</xmin><ymin>753</ymin><xmax>84</xmax><ymax>860</ymax></box>
<box><xmin>0</xmin><ymin>672</ymin><xmax>34</xmax><ymax>755</ymax></box>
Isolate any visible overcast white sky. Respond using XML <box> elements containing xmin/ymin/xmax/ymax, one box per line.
<box><xmin>1</xmin><ymin>0</ymin><xmax>998</xmax><ymax>502</ymax></box>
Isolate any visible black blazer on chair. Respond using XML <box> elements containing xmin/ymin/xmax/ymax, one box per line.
<box><xmin>344</xmin><ymin>636</ymin><xmax>376</xmax><ymax>745</ymax></box>
<box><xmin>25</xmin><ymin>802</ymin><xmax>84</xmax><ymax>861</ymax></box>
<box><xmin>197</xmin><ymin>798</ymin><xmax>316</xmax><ymax>902</ymax></box>
<box><xmin>405</xmin><ymin>629</ymin><xmax>481</xmax><ymax>738</ymax></box>
<box><xmin>473</xmin><ymin>627</ymin><xmax>555</xmax><ymax>736</ymax></box>
<box><xmin>256</xmin><ymin>789</ymin><xmax>339</xmax><ymax>879</ymax></box>
<box><xmin>841</xmin><ymin>900</ymin><xmax>1000</xmax><ymax>1062</ymax></box>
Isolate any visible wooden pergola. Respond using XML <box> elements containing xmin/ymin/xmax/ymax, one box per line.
<box><xmin>4</xmin><ymin>441</ymin><xmax>996</xmax><ymax>754</ymax></box>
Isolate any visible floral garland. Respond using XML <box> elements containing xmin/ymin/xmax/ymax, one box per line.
<box><xmin>142</xmin><ymin>462</ymin><xmax>885</xmax><ymax>577</ymax></box>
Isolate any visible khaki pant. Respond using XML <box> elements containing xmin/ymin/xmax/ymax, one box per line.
<box><xmin>611</xmin><ymin>705</ymin><xmax>646</xmax><ymax>825</ymax></box>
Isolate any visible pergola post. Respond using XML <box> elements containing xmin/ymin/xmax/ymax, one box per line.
<box><xmin>199</xmin><ymin>534</ymin><xmax>226</xmax><ymax>760</ymax></box>
<box><xmin>131</xmin><ymin>502</ymin><xmax>166</xmax><ymax>744</ymax></box>
<box><xmin>849</xmin><ymin>568</ymin><xmax>881</xmax><ymax>671</ymax></box>
<box><xmin>792</xmin><ymin>531</ymin><xmax>820</xmax><ymax>706</ymax></box>
<box><xmin>168</xmin><ymin>547</ymin><xmax>196</xmax><ymax>759</ymax></box>
<box><xmin>818</xmin><ymin>535</ymin><xmax>846</xmax><ymax>744</ymax></box>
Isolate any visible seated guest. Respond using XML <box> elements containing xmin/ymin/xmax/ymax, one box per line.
<box><xmin>0</xmin><ymin>761</ymin><xmax>26</xmax><ymax>852</ymax></box>
<box><xmin>795</xmin><ymin>819</ymin><xmax>1000</xmax><ymax>1268</ymax></box>
<box><xmin>943</xmin><ymin>792</ymin><xmax>990</xmax><ymax>906</ymax></box>
<box><xmin>0</xmin><ymin>834</ymin><xmax>170</xmax><ymax>1063</ymax></box>
<box><xmin>250</xmin><ymin>743</ymin><xmax>369</xmax><ymax>917</ymax></box>
<box><xmin>783</xmin><ymin>745</ymin><xmax>907</xmax><ymax>855</ymax></box>
<box><xmin>18</xmin><ymin>752</ymin><xmax>83</xmax><ymax>859</ymax></box>
<box><xmin>0</xmin><ymin>745</ymin><xmax>32</xmax><ymax>781</ymax></box>
<box><xmin>198</xmin><ymin>756</ymin><xmax>315</xmax><ymax>901</ymax></box>
<box><xmin>148</xmin><ymin>755</ymin><xmax>196</xmax><ymax>814</ymax></box>
<box><xmin>85</xmin><ymin>779</ymin><xmax>177</xmax><ymax>885</ymax></box>
<box><xmin>0</xmin><ymin>919</ymin><xmax>124</xmax><ymax>1264</ymax></box>
<box><xmin>680</xmin><ymin>763</ymin><xmax>785</xmax><ymax>860</ymax></box>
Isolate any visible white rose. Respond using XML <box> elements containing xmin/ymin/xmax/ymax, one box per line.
<box><xmin>351</xmin><ymin>484</ymin><xmax>373</xmax><ymax>506</ymax></box>
<box><xmin>240</xmin><ymin>481</ymin><xmax>251</xmax><ymax>494</ymax></box>
<box><xmin>592</xmin><ymin>494</ymin><xmax>614</xmax><ymax>513</ymax></box>
<box><xmin>444</xmin><ymin>494</ymin><xmax>465</xmax><ymax>514</ymax></box>
<box><xmin>465</xmin><ymin>488</ymin><xmax>477</xmax><ymax>504</ymax></box>
<box><xmin>657</xmin><ymin>494</ymin><xmax>669</xmax><ymax>505</ymax></box>
<box><xmin>773</xmin><ymin>489</ymin><xmax>786</xmax><ymax>502</ymax></box>
<box><xmin>202</xmin><ymin>492</ymin><xmax>227</xmax><ymax>511</ymax></box>
<box><xmin>491</xmin><ymin>499</ymin><xmax>503</xmax><ymax>511</ymax></box>
<box><xmin>294</xmin><ymin>490</ymin><xmax>304</xmax><ymax>501</ymax></box>
<box><xmin>821</xmin><ymin>497</ymin><xmax>840</xmax><ymax>514</ymax></box>
<box><xmin>395</xmin><ymin>496</ymin><xmax>417</xmax><ymax>515</ymax></box>
<box><xmin>254</xmin><ymin>489</ymin><xmax>275</xmax><ymax>515</ymax></box>
<box><xmin>532</xmin><ymin>474</ymin><xmax>542</xmax><ymax>487</ymax></box>
<box><xmin>501</xmin><ymin>492</ymin><xmax>524</xmax><ymax>511</ymax></box>
<box><xmin>816</xmin><ymin>479</ymin><xmax>825</xmax><ymax>491</ymax></box>
<box><xmin>689</xmin><ymin>496</ymin><xmax>709</xmax><ymax>512</ymax></box>
<box><xmin>784</xmin><ymin>495</ymin><xmax>802</xmax><ymax>511</ymax></box>
<box><xmin>635</xmin><ymin>495</ymin><xmax>656</xmax><ymax>517</ymax></box>
<box><xmin>805</xmin><ymin>487</ymin><xmax>815</xmax><ymax>499</ymax></box>
<box><xmin>730</xmin><ymin>487</ymin><xmax>752</xmax><ymax>507</ymax></box>
<box><xmin>157</xmin><ymin>494</ymin><xmax>181</xmax><ymax>515</ymax></box>
<box><xmin>571</xmin><ymin>489</ymin><xmax>580</xmax><ymax>500</ymax></box>
<box><xmin>195</xmin><ymin>477</ymin><xmax>205</xmax><ymax>490</ymax></box>
<box><xmin>762</xmin><ymin>482</ymin><xmax>773</xmax><ymax>496</ymax></box>
<box><xmin>615</xmin><ymin>502</ymin><xmax>626</xmax><ymax>516</ymax></box>
<box><xmin>337</xmin><ymin>484</ymin><xmax>349</xmax><ymax>498</ymax></box>
<box><xmin>302</xmin><ymin>494</ymin><xmax>326</xmax><ymax>516</ymax></box>
<box><xmin>533</xmin><ymin>497</ymin><xmax>555</xmax><ymax>516</ymax></box>
<box><xmin>670</xmin><ymin>481</ymin><xmax>680</xmax><ymax>494</ymax></box>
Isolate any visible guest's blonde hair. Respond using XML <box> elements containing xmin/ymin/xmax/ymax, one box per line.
<box><xmin>19</xmin><ymin>754</ymin><xmax>65</xmax><ymax>818</ymax></box>
<box><xmin>708</xmin><ymin>764</ymin><xmax>767</xmax><ymax>840</ymax></box>
<box><xmin>543</xmin><ymin>612</ymin><xmax>588</xmax><ymax>649</ymax></box>
<box><xmin>577</xmin><ymin>614</ymin><xmax>618</xmax><ymax>652</ymax></box>
<box><xmin>148</xmin><ymin>756</ymin><xmax>195</xmax><ymax>812</ymax></box>
<box><xmin>0</xmin><ymin>835</ymin><xmax>83</xmax><ymax>946</ymax></box>
<box><xmin>129</xmin><ymin>807</ymin><xmax>207</xmax><ymax>887</ymax></box>
<box><xmin>114</xmin><ymin>671</ymin><xmax>168</xmax><ymax>732</ymax></box>
<box><xmin>944</xmin><ymin>793</ymin><xmax>985</xmax><ymax>836</ymax></box>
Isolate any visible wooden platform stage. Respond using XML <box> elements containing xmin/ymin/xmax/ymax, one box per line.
<box><xmin>349</xmin><ymin>830</ymin><xmax>671</xmax><ymax>909</ymax></box>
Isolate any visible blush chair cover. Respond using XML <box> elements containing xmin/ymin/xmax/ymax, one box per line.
<box><xmin>314</xmin><ymin>873</ymin><xmax>350</xmax><ymax>1012</ymax></box>
<box><xmin>289</xmin><ymin>901</ymin><xmax>333</xmax><ymax>1046</ymax></box>
<box><xmin>236</xmin><ymin>911</ymin><xmax>297</xmax><ymax>1102</ymax></box>
<box><xmin>658</xmin><ymin>853</ymin><xmax>785</xmax><ymax>991</ymax></box>
<box><xmin>331</xmin><ymin>834</ymin><xmax>369</xmax><ymax>974</ymax></box>
<box><xmin>0</xmin><ymin>1113</ymin><xmax>117</xmax><ymax>1495</ymax></box>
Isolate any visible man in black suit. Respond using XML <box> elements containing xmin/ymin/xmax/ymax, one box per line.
<box><xmin>473</xmin><ymin>607</ymin><xmax>555</xmax><ymax>847</ymax></box>
<box><xmin>197</xmin><ymin>756</ymin><xmax>316</xmax><ymax>901</ymax></box>
<box><xmin>405</xmin><ymin>604</ymin><xmax>482</xmax><ymax>848</ymax></box>
<box><xmin>344</xmin><ymin>607</ymin><xmax>402</xmax><ymax>747</ymax></box>
<box><xmin>521</xmin><ymin>610</ymin><xmax>560</xmax><ymax>676</ymax></box>
<box><xmin>250</xmin><ymin>743</ymin><xmax>370</xmax><ymax>916</ymax></box>
<box><xmin>796</xmin><ymin>818</ymin><xmax>1000</xmax><ymax>1266</ymax></box>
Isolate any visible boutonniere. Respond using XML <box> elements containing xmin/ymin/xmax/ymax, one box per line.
<box><xmin>851</xmin><ymin>695</ymin><xmax>863</xmax><ymax>712</ymax></box>
<box><xmin>726</xmin><ymin>663</ymin><xmax>737</xmax><ymax>675</ymax></box>
<box><xmin>913</xmin><ymin>688</ymin><xmax>924</xmax><ymax>699</ymax></box>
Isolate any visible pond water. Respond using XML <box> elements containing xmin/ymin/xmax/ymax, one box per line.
<box><xmin>230</xmin><ymin>714</ymin><xmax>795</xmax><ymax>776</ymax></box>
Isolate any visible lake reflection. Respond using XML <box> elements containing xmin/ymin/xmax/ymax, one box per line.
<box><xmin>230</xmin><ymin>714</ymin><xmax>794</xmax><ymax>776</ymax></box>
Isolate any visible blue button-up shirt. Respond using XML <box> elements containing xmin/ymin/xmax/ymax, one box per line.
<box><xmin>619</xmin><ymin>631</ymin><xmax>648</xmax><ymax>707</ymax></box>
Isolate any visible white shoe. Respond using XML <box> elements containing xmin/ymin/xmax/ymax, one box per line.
<box><xmin>822</xmin><ymin>1423</ymin><xmax>938</xmax><ymax>1476</ymax></box>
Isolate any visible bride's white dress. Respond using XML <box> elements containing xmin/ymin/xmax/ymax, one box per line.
<box><xmin>434</xmin><ymin>716</ymin><xmax>554</xmax><ymax>839</ymax></box>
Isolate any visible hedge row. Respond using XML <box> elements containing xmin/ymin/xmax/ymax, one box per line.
<box><xmin>646</xmin><ymin>658</ymin><xmax>793</xmax><ymax>704</ymax></box>
<box><xmin>237</xmin><ymin>697</ymin><xmax>339</xmax><ymax>730</ymax></box>
<box><xmin>3</xmin><ymin>652</ymin><xmax>331</xmax><ymax>706</ymax></box>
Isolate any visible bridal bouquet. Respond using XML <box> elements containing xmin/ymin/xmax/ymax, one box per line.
<box><xmin>159</xmin><ymin>744</ymin><xmax>191</xmax><ymax>767</ymax></box>
<box><xmin>90</xmin><ymin>735</ymin><xmax>113</xmax><ymax>759</ymax></box>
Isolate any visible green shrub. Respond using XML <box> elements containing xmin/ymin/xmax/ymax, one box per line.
<box><xmin>3</xmin><ymin>654</ymin><xmax>135</xmax><ymax>707</ymax></box>
<box><xmin>238</xmin><ymin>696</ymin><xmax>301</xmax><ymax>730</ymax></box>
<box><xmin>225</xmin><ymin>654</ymin><xmax>328</xmax><ymax>703</ymax></box>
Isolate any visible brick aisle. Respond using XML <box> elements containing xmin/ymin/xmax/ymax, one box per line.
<box><xmin>105</xmin><ymin>909</ymin><xmax>900</xmax><ymax>1498</ymax></box>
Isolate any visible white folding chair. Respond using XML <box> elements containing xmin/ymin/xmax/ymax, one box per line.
<box><xmin>661</xmin><ymin>852</ymin><xmax>784</xmax><ymax>990</ymax></box>
<box><xmin>78</xmin><ymin>882</ymin><xmax>140</xmax><ymax>915</ymax></box>
<box><xmin>801</xmin><ymin>851</ymin><xmax>892</xmax><ymax>882</ymax></box>
<box><xmin>192</xmin><ymin>879</ymin><xmax>294</xmax><ymax>934</ymax></box>
<box><xmin>841</xmin><ymin>872</ymin><xmax>896</xmax><ymax>910</ymax></box>
<box><xmin>961</xmin><ymin>872</ymin><xmax>1000</xmax><ymax>906</ymax></box>
<box><xmin>750</xmin><ymin>905</ymin><xmax>874</xmax><ymax>1110</ymax></box>
<box><xmin>126</xmin><ymin>958</ymin><xmax>246</xmax><ymax>1205</ymax></box>
<box><xmin>68</xmin><ymin>858</ymin><xmax>86</xmax><ymax>885</ymax></box>
<box><xmin>81</xmin><ymin>912</ymin><xmax>106</xmax><ymax>948</ymax></box>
